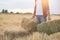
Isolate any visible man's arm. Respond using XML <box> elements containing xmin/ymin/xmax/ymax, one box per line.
<box><xmin>33</xmin><ymin>0</ymin><xmax>36</xmax><ymax>18</ymax></box>
<box><xmin>47</xmin><ymin>8</ymin><xmax>51</xmax><ymax>20</ymax></box>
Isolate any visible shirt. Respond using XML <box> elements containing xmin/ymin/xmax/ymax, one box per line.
<box><xmin>36</xmin><ymin>0</ymin><xmax>43</xmax><ymax>15</ymax></box>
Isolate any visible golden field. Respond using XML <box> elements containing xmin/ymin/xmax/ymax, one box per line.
<box><xmin>0</xmin><ymin>13</ymin><xmax>60</xmax><ymax>40</ymax></box>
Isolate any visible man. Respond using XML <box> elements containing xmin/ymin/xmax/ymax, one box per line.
<box><xmin>33</xmin><ymin>0</ymin><xmax>51</xmax><ymax>24</ymax></box>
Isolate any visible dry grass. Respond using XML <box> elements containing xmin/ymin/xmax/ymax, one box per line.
<box><xmin>0</xmin><ymin>14</ymin><xmax>32</xmax><ymax>31</ymax></box>
<box><xmin>50</xmin><ymin>15</ymin><xmax>60</xmax><ymax>21</ymax></box>
<box><xmin>12</xmin><ymin>32</ymin><xmax>60</xmax><ymax>40</ymax></box>
<box><xmin>21</xmin><ymin>18</ymin><xmax>37</xmax><ymax>32</ymax></box>
<box><xmin>0</xmin><ymin>14</ymin><xmax>60</xmax><ymax>40</ymax></box>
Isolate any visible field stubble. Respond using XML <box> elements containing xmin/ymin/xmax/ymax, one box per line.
<box><xmin>0</xmin><ymin>14</ymin><xmax>60</xmax><ymax>40</ymax></box>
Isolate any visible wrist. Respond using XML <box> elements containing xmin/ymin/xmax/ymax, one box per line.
<box><xmin>33</xmin><ymin>15</ymin><xmax>36</xmax><ymax>18</ymax></box>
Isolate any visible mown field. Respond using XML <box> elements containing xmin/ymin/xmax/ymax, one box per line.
<box><xmin>0</xmin><ymin>13</ymin><xmax>60</xmax><ymax>40</ymax></box>
<box><xmin>0</xmin><ymin>14</ymin><xmax>32</xmax><ymax>32</ymax></box>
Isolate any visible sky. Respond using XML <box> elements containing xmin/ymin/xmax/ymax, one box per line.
<box><xmin>49</xmin><ymin>0</ymin><xmax>60</xmax><ymax>14</ymax></box>
<box><xmin>0</xmin><ymin>0</ymin><xmax>34</xmax><ymax>13</ymax></box>
<box><xmin>0</xmin><ymin>0</ymin><xmax>60</xmax><ymax>14</ymax></box>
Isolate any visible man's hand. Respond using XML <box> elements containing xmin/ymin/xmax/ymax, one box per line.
<box><xmin>33</xmin><ymin>15</ymin><xmax>35</xmax><ymax>18</ymax></box>
<box><xmin>48</xmin><ymin>17</ymin><xmax>51</xmax><ymax>21</ymax></box>
<box><xmin>32</xmin><ymin>15</ymin><xmax>35</xmax><ymax>19</ymax></box>
<box><xmin>31</xmin><ymin>15</ymin><xmax>36</xmax><ymax>22</ymax></box>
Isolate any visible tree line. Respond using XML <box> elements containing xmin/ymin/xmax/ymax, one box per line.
<box><xmin>0</xmin><ymin>9</ymin><xmax>32</xmax><ymax>14</ymax></box>
<box><xmin>1</xmin><ymin>9</ymin><xmax>8</xmax><ymax>13</ymax></box>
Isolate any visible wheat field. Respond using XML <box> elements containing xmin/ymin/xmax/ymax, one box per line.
<box><xmin>0</xmin><ymin>14</ymin><xmax>60</xmax><ymax>40</ymax></box>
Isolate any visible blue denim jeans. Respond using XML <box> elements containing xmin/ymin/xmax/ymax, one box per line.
<box><xmin>36</xmin><ymin>15</ymin><xmax>47</xmax><ymax>24</ymax></box>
